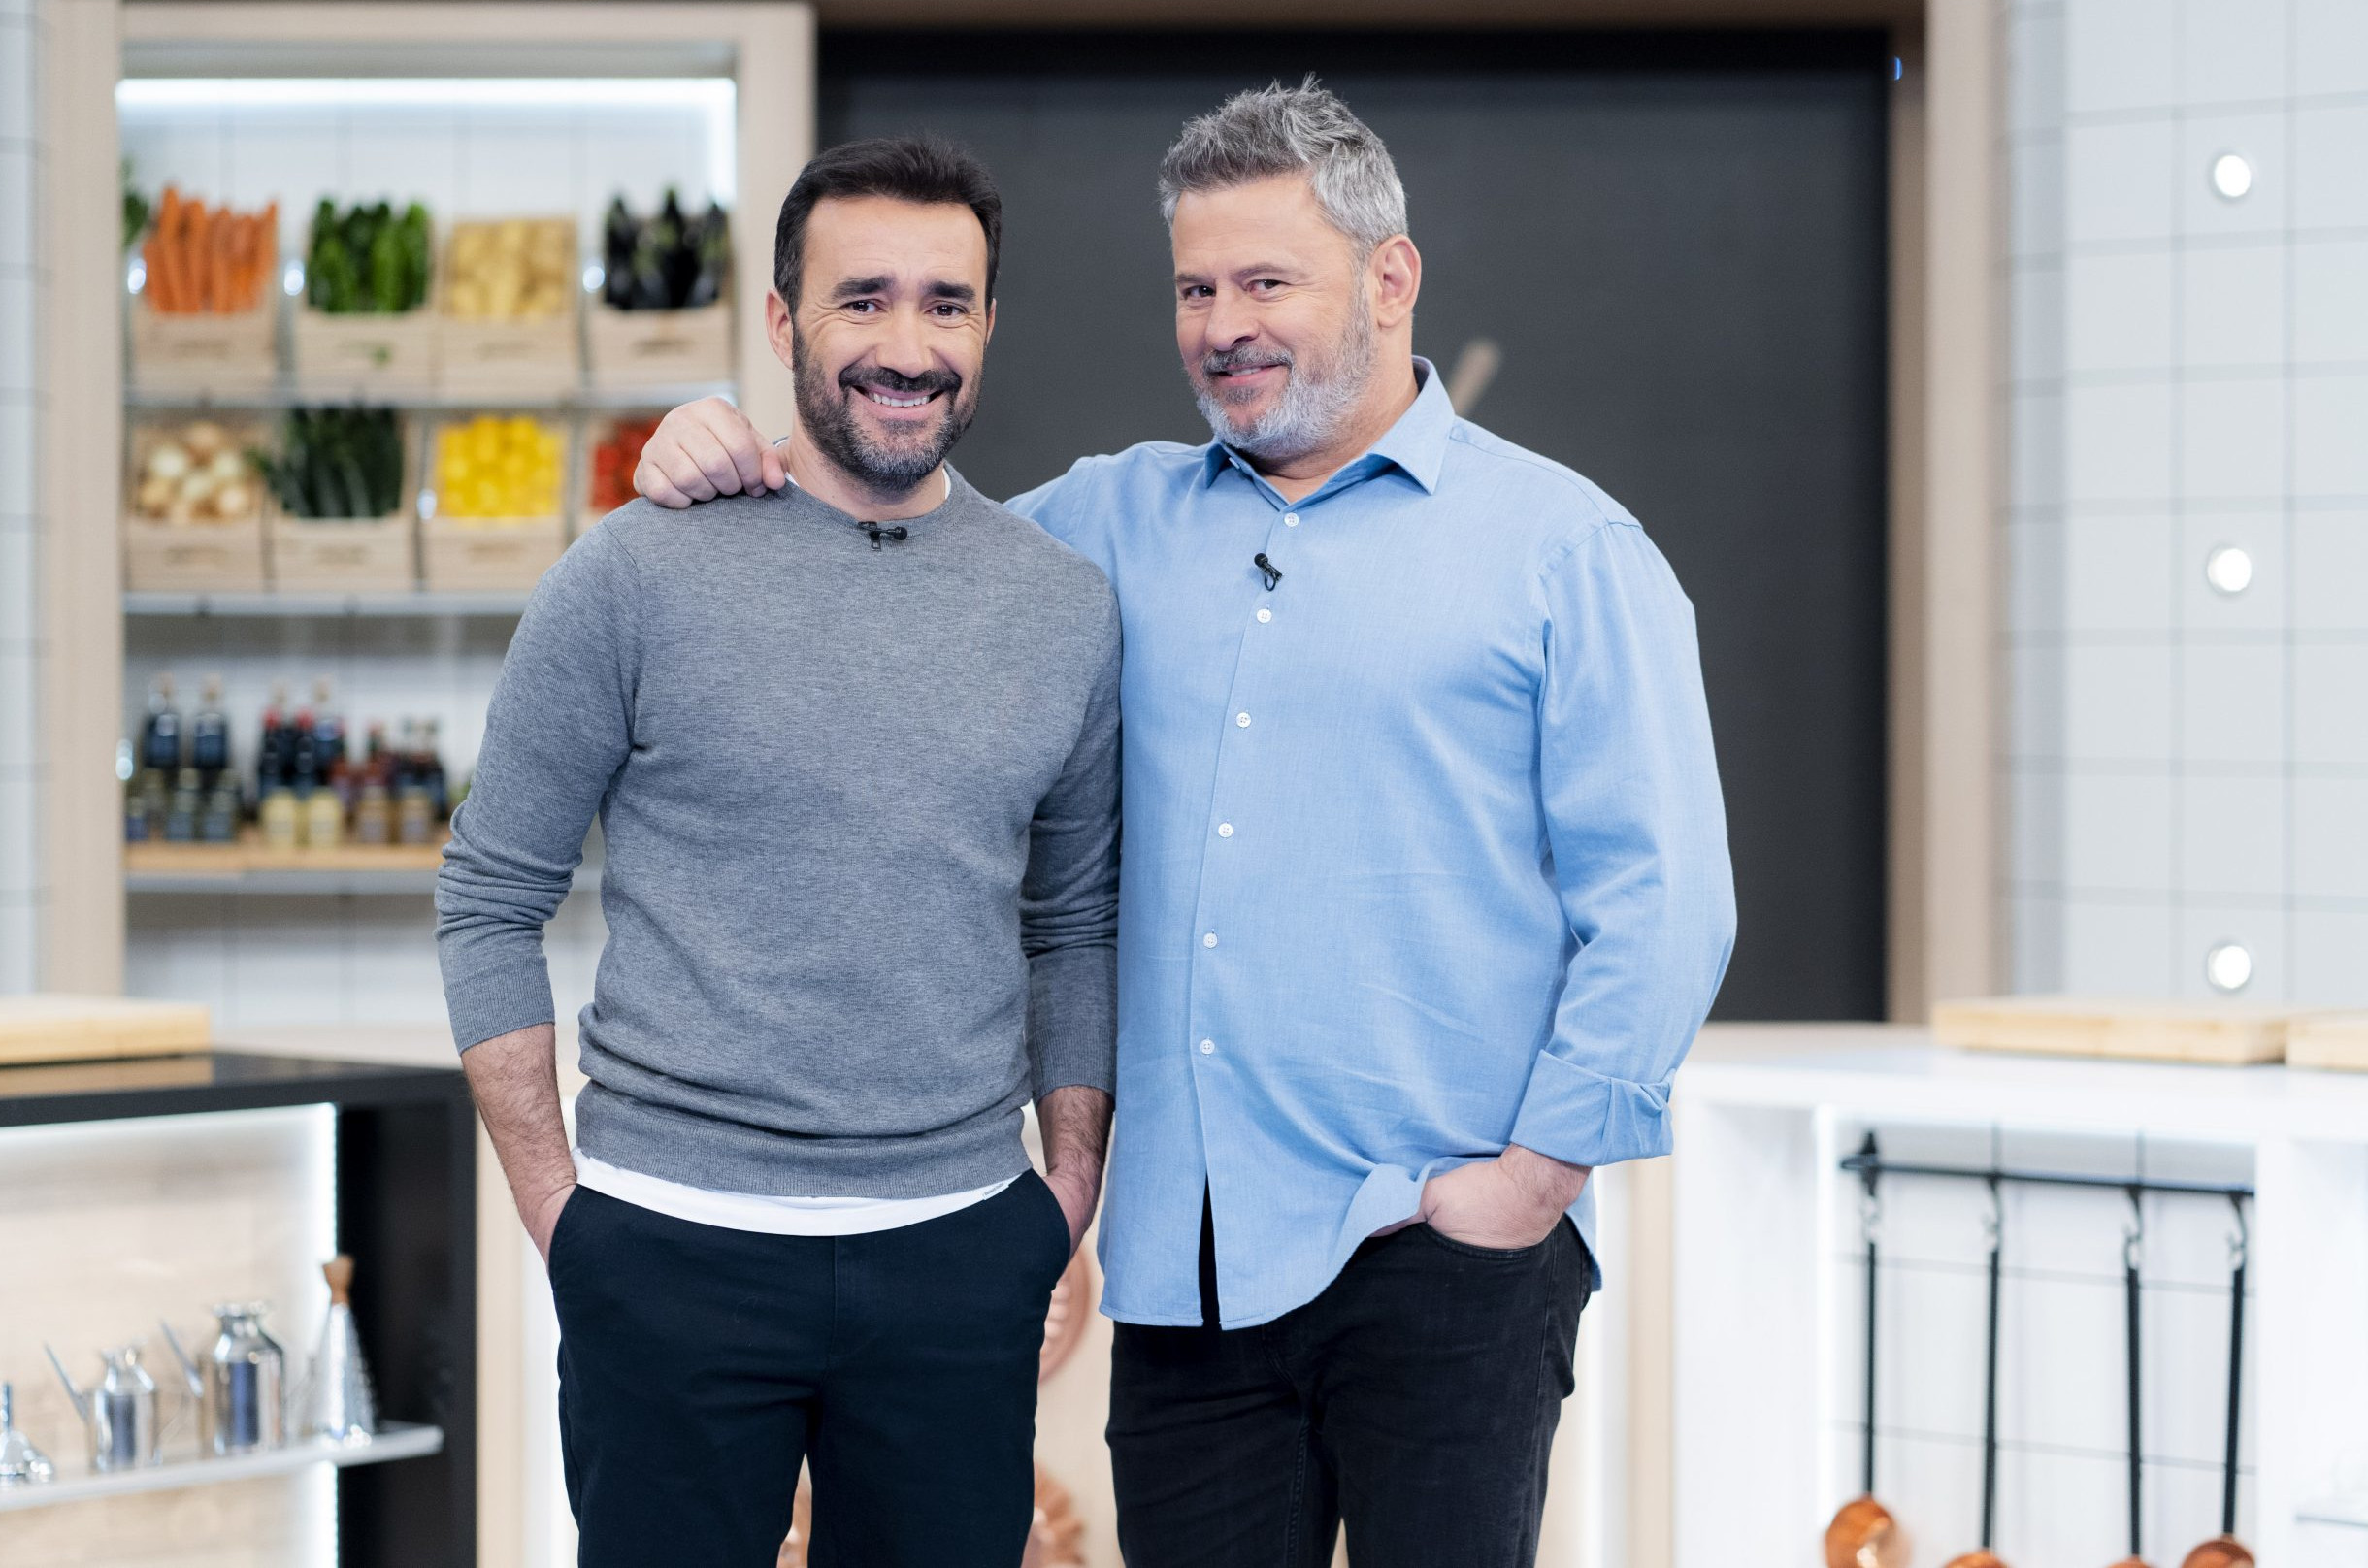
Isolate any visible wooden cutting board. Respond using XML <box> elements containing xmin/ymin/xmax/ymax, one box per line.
<box><xmin>0</xmin><ymin>994</ymin><xmax>212</xmax><ymax>1066</ymax></box>
<box><xmin>1931</xmin><ymin>996</ymin><xmax>2301</xmax><ymax>1064</ymax></box>
<box><xmin>2287</xmin><ymin>1013</ymin><xmax>2368</xmax><ymax>1072</ymax></box>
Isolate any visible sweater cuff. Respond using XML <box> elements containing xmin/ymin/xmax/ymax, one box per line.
<box><xmin>1026</xmin><ymin>943</ymin><xmax>1117</xmax><ymax>1099</ymax></box>
<box><xmin>1507</xmin><ymin>1053</ymin><xmax>1673</xmax><ymax>1169</ymax></box>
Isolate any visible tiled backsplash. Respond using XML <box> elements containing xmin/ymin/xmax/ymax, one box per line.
<box><xmin>2006</xmin><ymin>0</ymin><xmax>2368</xmax><ymax>1004</ymax></box>
<box><xmin>1</xmin><ymin>0</ymin><xmax>44</xmax><ymax>992</ymax></box>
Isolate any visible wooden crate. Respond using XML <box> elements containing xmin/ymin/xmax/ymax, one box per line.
<box><xmin>421</xmin><ymin>513</ymin><xmax>567</xmax><ymax>591</ymax></box>
<box><xmin>1932</xmin><ymin>995</ymin><xmax>2302</xmax><ymax>1064</ymax></box>
<box><xmin>263</xmin><ymin>411</ymin><xmax>420</xmax><ymax>591</ymax></box>
<box><xmin>121</xmin><ymin>415</ymin><xmax>271</xmax><ymax>592</ymax></box>
<box><xmin>128</xmin><ymin>294</ymin><xmax>279</xmax><ymax>397</ymax></box>
<box><xmin>0</xmin><ymin>995</ymin><xmax>211</xmax><ymax>1067</ymax></box>
<box><xmin>291</xmin><ymin>305</ymin><xmax>437</xmax><ymax>397</ymax></box>
<box><xmin>576</xmin><ymin>411</ymin><xmax>661</xmax><ymax>532</ymax></box>
<box><xmin>270</xmin><ymin>512</ymin><xmax>416</xmax><ymax>591</ymax></box>
<box><xmin>2288</xmin><ymin>1014</ymin><xmax>2368</xmax><ymax>1072</ymax></box>
<box><xmin>585</xmin><ymin>301</ymin><xmax>731</xmax><ymax>391</ymax></box>
<box><xmin>436</xmin><ymin>216</ymin><xmax>581</xmax><ymax>398</ymax></box>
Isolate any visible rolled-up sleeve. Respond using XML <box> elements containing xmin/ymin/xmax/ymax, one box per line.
<box><xmin>1508</xmin><ymin>521</ymin><xmax>1736</xmax><ymax>1169</ymax></box>
<box><xmin>435</xmin><ymin>525</ymin><xmax>641</xmax><ymax>1053</ymax></box>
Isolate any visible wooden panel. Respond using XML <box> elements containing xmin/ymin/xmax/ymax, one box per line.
<box><xmin>1932</xmin><ymin>995</ymin><xmax>2298</xmax><ymax>1064</ymax></box>
<box><xmin>0</xmin><ymin>995</ymin><xmax>210</xmax><ymax>1066</ymax></box>
<box><xmin>2287</xmin><ymin>1014</ymin><xmax>2368</xmax><ymax>1073</ymax></box>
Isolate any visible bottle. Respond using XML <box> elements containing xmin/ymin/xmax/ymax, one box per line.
<box><xmin>190</xmin><ymin>676</ymin><xmax>231</xmax><ymax>779</ymax></box>
<box><xmin>289</xmin><ymin>707</ymin><xmax>319</xmax><ymax>798</ymax></box>
<box><xmin>312</xmin><ymin>680</ymin><xmax>352</xmax><ymax>809</ymax></box>
<box><xmin>352</xmin><ymin>780</ymin><xmax>393</xmax><ymax>845</ymax></box>
<box><xmin>200</xmin><ymin>775</ymin><xmax>241</xmax><ymax>844</ymax></box>
<box><xmin>419</xmin><ymin>718</ymin><xmax>448</xmax><ymax>821</ymax></box>
<box><xmin>165</xmin><ymin>768</ymin><xmax>203</xmax><ymax>842</ymax></box>
<box><xmin>141</xmin><ymin>676</ymin><xmax>183</xmax><ymax>774</ymax></box>
<box><xmin>256</xmin><ymin>685</ymin><xmax>289</xmax><ymax>802</ymax></box>
<box><xmin>259</xmin><ymin>784</ymin><xmax>301</xmax><ymax>850</ymax></box>
<box><xmin>303</xmin><ymin>786</ymin><xmax>345</xmax><ymax>850</ymax></box>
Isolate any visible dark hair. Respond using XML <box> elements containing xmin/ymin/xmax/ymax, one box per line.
<box><xmin>773</xmin><ymin>136</ymin><xmax>1003</xmax><ymax>311</ymax></box>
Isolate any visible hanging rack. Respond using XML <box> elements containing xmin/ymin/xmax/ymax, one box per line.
<box><xmin>1839</xmin><ymin>1137</ymin><xmax>2253</xmax><ymax>1202</ymax></box>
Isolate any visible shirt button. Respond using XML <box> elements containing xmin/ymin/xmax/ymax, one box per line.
<box><xmin>1235</xmin><ymin>712</ymin><xmax>1251</xmax><ymax>728</ymax></box>
<box><xmin>1283</xmin><ymin>513</ymin><xmax>1299</xmax><ymax>527</ymax></box>
<box><xmin>1217</xmin><ymin>823</ymin><xmax>1233</xmax><ymax>838</ymax></box>
<box><xmin>1202</xmin><ymin>931</ymin><xmax>1218</xmax><ymax>948</ymax></box>
<box><xmin>1199</xmin><ymin>1038</ymin><xmax>1215</xmax><ymax>1055</ymax></box>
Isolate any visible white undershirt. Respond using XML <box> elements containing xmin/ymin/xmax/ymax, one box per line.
<box><xmin>574</xmin><ymin>1150</ymin><xmax>1012</xmax><ymax>1237</ymax></box>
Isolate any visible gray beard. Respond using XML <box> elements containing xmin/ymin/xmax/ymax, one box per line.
<box><xmin>1193</xmin><ymin>309</ymin><xmax>1377</xmax><ymax>466</ymax></box>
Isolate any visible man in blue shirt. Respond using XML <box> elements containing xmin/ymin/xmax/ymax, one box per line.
<box><xmin>635</xmin><ymin>82</ymin><xmax>1733</xmax><ymax>1568</ymax></box>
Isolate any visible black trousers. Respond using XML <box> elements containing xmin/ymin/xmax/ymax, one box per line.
<box><xmin>548</xmin><ymin>1173</ymin><xmax>1073</xmax><ymax>1568</ymax></box>
<box><xmin>1108</xmin><ymin>1201</ymin><xmax>1593</xmax><ymax>1568</ymax></box>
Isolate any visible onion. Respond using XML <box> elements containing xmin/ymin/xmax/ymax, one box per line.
<box><xmin>148</xmin><ymin>442</ymin><xmax>193</xmax><ymax>481</ymax></box>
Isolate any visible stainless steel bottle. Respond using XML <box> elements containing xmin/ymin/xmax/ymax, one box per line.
<box><xmin>0</xmin><ymin>1383</ymin><xmax>56</xmax><ymax>1486</ymax></box>
<box><xmin>201</xmin><ymin>1303</ymin><xmax>286</xmax><ymax>1454</ymax></box>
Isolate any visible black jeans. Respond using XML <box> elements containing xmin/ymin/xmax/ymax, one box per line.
<box><xmin>548</xmin><ymin>1173</ymin><xmax>1073</xmax><ymax>1568</ymax></box>
<box><xmin>1108</xmin><ymin>1202</ymin><xmax>1593</xmax><ymax>1568</ymax></box>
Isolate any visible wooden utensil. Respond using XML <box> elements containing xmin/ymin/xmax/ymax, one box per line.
<box><xmin>2181</xmin><ymin>1202</ymin><xmax>2254</xmax><ymax>1568</ymax></box>
<box><xmin>1945</xmin><ymin>1180</ymin><xmax>2011</xmax><ymax>1568</ymax></box>
<box><xmin>1826</xmin><ymin>1152</ymin><xmax>1903</xmax><ymax>1568</ymax></box>
<box><xmin>2110</xmin><ymin>1195</ymin><xmax>2154</xmax><ymax>1568</ymax></box>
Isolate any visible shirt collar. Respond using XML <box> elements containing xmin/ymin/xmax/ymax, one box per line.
<box><xmin>1199</xmin><ymin>356</ymin><xmax>1455</xmax><ymax>498</ymax></box>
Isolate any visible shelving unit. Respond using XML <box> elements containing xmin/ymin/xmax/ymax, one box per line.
<box><xmin>1666</xmin><ymin>1024</ymin><xmax>2368</xmax><ymax>1568</ymax></box>
<box><xmin>0</xmin><ymin>1422</ymin><xmax>444</xmax><ymax>1514</ymax></box>
<box><xmin>126</xmin><ymin>381</ymin><xmax>733</xmax><ymax>413</ymax></box>
<box><xmin>127</xmin><ymin>590</ymin><xmax>532</xmax><ymax>618</ymax></box>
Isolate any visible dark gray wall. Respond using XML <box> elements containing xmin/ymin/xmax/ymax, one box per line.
<box><xmin>820</xmin><ymin>32</ymin><xmax>1891</xmax><ymax>1020</ymax></box>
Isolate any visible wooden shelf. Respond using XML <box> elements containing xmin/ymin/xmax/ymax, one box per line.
<box><xmin>127</xmin><ymin>379</ymin><xmax>733</xmax><ymax>412</ymax></box>
<box><xmin>125</xmin><ymin>590</ymin><xmax>532</xmax><ymax>618</ymax></box>
<box><xmin>0</xmin><ymin>1422</ymin><xmax>444</xmax><ymax>1514</ymax></box>
<box><xmin>126</xmin><ymin>833</ymin><xmax>447</xmax><ymax>893</ymax></box>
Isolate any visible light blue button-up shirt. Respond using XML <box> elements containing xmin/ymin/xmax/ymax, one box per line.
<box><xmin>1007</xmin><ymin>360</ymin><xmax>1735</xmax><ymax>1328</ymax></box>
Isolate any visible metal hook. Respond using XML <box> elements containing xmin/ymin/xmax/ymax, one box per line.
<box><xmin>2226</xmin><ymin>1192</ymin><xmax>2249</xmax><ymax>1270</ymax></box>
<box><xmin>1984</xmin><ymin>1172</ymin><xmax>2003</xmax><ymax>1251</ymax></box>
<box><xmin>2123</xmin><ymin>1184</ymin><xmax>2145</xmax><ymax>1272</ymax></box>
<box><xmin>1857</xmin><ymin>1132</ymin><xmax>1883</xmax><ymax>1245</ymax></box>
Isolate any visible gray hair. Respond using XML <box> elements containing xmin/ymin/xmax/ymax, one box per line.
<box><xmin>1157</xmin><ymin>78</ymin><xmax>1408</xmax><ymax>255</ymax></box>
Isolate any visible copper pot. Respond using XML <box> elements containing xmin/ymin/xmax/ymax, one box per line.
<box><xmin>2180</xmin><ymin>1538</ymin><xmax>2253</xmax><ymax>1568</ymax></box>
<box><xmin>1945</xmin><ymin>1553</ymin><xmax>2007</xmax><ymax>1568</ymax></box>
<box><xmin>1825</xmin><ymin>1494</ymin><xmax>1901</xmax><ymax>1568</ymax></box>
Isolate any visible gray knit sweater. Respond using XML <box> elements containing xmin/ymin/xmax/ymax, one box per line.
<box><xmin>435</xmin><ymin>471</ymin><xmax>1121</xmax><ymax>1199</ymax></box>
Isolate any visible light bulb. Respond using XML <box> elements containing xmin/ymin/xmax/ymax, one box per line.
<box><xmin>2211</xmin><ymin>153</ymin><xmax>2253</xmax><ymax>201</ymax></box>
<box><xmin>2205</xmin><ymin>941</ymin><xmax>2253</xmax><ymax>994</ymax></box>
<box><xmin>2205</xmin><ymin>544</ymin><xmax>2253</xmax><ymax>596</ymax></box>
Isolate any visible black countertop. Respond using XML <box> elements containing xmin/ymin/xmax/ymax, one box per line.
<box><xmin>0</xmin><ymin>1049</ymin><xmax>465</xmax><ymax>1128</ymax></box>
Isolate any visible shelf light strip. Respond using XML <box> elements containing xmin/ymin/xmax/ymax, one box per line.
<box><xmin>115</xmin><ymin>78</ymin><xmax>739</xmax><ymax>204</ymax></box>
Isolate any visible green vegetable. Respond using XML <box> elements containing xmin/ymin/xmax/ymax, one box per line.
<box><xmin>306</xmin><ymin>199</ymin><xmax>433</xmax><ymax>314</ymax></box>
<box><xmin>251</xmin><ymin>407</ymin><xmax>408</xmax><ymax>520</ymax></box>
<box><xmin>122</xmin><ymin>161</ymin><xmax>151</xmax><ymax>254</ymax></box>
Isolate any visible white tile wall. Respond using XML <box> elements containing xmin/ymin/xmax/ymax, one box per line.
<box><xmin>2008</xmin><ymin>0</ymin><xmax>2368</xmax><ymax>1007</ymax></box>
<box><xmin>0</xmin><ymin>0</ymin><xmax>40</xmax><ymax>995</ymax></box>
<box><xmin>115</xmin><ymin>89</ymin><xmax>729</xmax><ymax>1029</ymax></box>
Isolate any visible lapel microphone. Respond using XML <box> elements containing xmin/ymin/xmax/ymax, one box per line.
<box><xmin>859</xmin><ymin>522</ymin><xmax>910</xmax><ymax>551</ymax></box>
<box><xmin>1254</xmin><ymin>552</ymin><xmax>1282</xmax><ymax>591</ymax></box>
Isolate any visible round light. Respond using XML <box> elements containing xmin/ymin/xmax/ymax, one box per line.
<box><xmin>125</xmin><ymin>257</ymin><xmax>147</xmax><ymax>296</ymax></box>
<box><xmin>2211</xmin><ymin>153</ymin><xmax>2253</xmax><ymax>201</ymax></box>
<box><xmin>581</xmin><ymin>262</ymin><xmax>606</xmax><ymax>294</ymax></box>
<box><xmin>281</xmin><ymin>259</ymin><xmax>306</xmax><ymax>298</ymax></box>
<box><xmin>2205</xmin><ymin>544</ymin><xmax>2253</xmax><ymax>596</ymax></box>
<box><xmin>2205</xmin><ymin>941</ymin><xmax>2253</xmax><ymax>994</ymax></box>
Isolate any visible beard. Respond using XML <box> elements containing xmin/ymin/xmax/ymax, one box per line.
<box><xmin>792</xmin><ymin>324</ymin><xmax>979</xmax><ymax>496</ymax></box>
<box><xmin>1189</xmin><ymin>305</ymin><xmax>1377</xmax><ymax>466</ymax></box>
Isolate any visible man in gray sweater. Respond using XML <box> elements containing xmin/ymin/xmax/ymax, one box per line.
<box><xmin>436</xmin><ymin>139</ymin><xmax>1120</xmax><ymax>1568</ymax></box>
